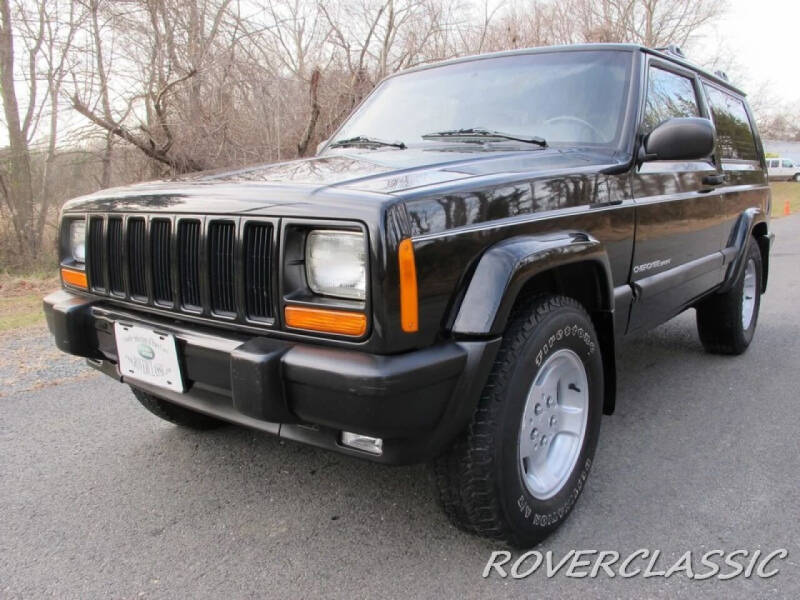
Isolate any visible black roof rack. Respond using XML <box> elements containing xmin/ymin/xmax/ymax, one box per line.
<box><xmin>714</xmin><ymin>70</ymin><xmax>729</xmax><ymax>81</ymax></box>
<box><xmin>655</xmin><ymin>44</ymin><xmax>686</xmax><ymax>59</ymax></box>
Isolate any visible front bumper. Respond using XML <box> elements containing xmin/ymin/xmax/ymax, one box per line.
<box><xmin>44</xmin><ymin>290</ymin><xmax>499</xmax><ymax>464</ymax></box>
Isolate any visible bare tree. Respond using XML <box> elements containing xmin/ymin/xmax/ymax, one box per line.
<box><xmin>0</xmin><ymin>0</ymin><xmax>86</xmax><ymax>264</ymax></box>
<box><xmin>0</xmin><ymin>0</ymin><xmax>36</xmax><ymax>257</ymax></box>
<box><xmin>70</xmin><ymin>0</ymin><xmax>207</xmax><ymax>174</ymax></box>
<box><xmin>0</xmin><ymin>0</ymin><xmax>735</xmax><ymax>268</ymax></box>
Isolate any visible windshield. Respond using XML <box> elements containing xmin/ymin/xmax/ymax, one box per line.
<box><xmin>329</xmin><ymin>50</ymin><xmax>633</xmax><ymax>150</ymax></box>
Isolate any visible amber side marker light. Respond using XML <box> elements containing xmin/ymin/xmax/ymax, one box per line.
<box><xmin>285</xmin><ymin>305</ymin><xmax>367</xmax><ymax>337</ymax></box>
<box><xmin>61</xmin><ymin>267</ymin><xmax>88</xmax><ymax>289</ymax></box>
<box><xmin>398</xmin><ymin>238</ymin><xmax>418</xmax><ymax>333</ymax></box>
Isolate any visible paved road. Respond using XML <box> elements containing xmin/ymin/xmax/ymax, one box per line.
<box><xmin>2</xmin><ymin>216</ymin><xmax>800</xmax><ymax>599</ymax></box>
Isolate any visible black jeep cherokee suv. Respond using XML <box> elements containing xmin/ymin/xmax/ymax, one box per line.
<box><xmin>45</xmin><ymin>43</ymin><xmax>773</xmax><ymax>546</ymax></box>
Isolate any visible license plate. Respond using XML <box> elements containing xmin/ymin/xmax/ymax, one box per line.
<box><xmin>114</xmin><ymin>323</ymin><xmax>185</xmax><ymax>393</ymax></box>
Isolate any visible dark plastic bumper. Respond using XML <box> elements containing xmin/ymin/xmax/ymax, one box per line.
<box><xmin>43</xmin><ymin>290</ymin><xmax>500</xmax><ymax>464</ymax></box>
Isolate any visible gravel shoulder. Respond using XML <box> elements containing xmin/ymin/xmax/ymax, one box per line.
<box><xmin>0</xmin><ymin>324</ymin><xmax>95</xmax><ymax>398</ymax></box>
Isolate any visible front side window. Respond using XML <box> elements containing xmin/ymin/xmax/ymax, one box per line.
<box><xmin>330</xmin><ymin>50</ymin><xmax>633</xmax><ymax>149</ymax></box>
<box><xmin>642</xmin><ymin>66</ymin><xmax>700</xmax><ymax>134</ymax></box>
<box><xmin>703</xmin><ymin>85</ymin><xmax>758</xmax><ymax>161</ymax></box>
<box><xmin>782</xmin><ymin>159</ymin><xmax>793</xmax><ymax>168</ymax></box>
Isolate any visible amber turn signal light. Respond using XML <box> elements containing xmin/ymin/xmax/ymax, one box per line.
<box><xmin>61</xmin><ymin>267</ymin><xmax>88</xmax><ymax>289</ymax></box>
<box><xmin>284</xmin><ymin>305</ymin><xmax>367</xmax><ymax>337</ymax></box>
<box><xmin>398</xmin><ymin>238</ymin><xmax>418</xmax><ymax>333</ymax></box>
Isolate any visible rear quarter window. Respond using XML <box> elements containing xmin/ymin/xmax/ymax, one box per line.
<box><xmin>703</xmin><ymin>85</ymin><xmax>758</xmax><ymax>161</ymax></box>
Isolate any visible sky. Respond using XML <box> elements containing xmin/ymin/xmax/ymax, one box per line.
<box><xmin>693</xmin><ymin>0</ymin><xmax>800</xmax><ymax>107</ymax></box>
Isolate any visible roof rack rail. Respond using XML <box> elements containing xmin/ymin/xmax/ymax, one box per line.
<box><xmin>714</xmin><ymin>70</ymin><xmax>729</xmax><ymax>81</ymax></box>
<box><xmin>655</xmin><ymin>44</ymin><xmax>686</xmax><ymax>59</ymax></box>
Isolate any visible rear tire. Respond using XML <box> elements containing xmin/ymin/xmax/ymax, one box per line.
<box><xmin>696</xmin><ymin>240</ymin><xmax>762</xmax><ymax>355</ymax></box>
<box><xmin>132</xmin><ymin>388</ymin><xmax>226</xmax><ymax>430</ymax></box>
<box><xmin>793</xmin><ymin>173</ymin><xmax>800</xmax><ymax>182</ymax></box>
<box><xmin>433</xmin><ymin>295</ymin><xmax>603</xmax><ymax>547</ymax></box>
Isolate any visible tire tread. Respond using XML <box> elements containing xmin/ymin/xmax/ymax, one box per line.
<box><xmin>433</xmin><ymin>294</ymin><xmax>592</xmax><ymax>545</ymax></box>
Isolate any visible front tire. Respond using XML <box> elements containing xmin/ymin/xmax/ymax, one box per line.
<box><xmin>132</xmin><ymin>388</ymin><xmax>226</xmax><ymax>430</ymax></box>
<box><xmin>696</xmin><ymin>240</ymin><xmax>762</xmax><ymax>355</ymax></box>
<box><xmin>433</xmin><ymin>295</ymin><xmax>603</xmax><ymax>547</ymax></box>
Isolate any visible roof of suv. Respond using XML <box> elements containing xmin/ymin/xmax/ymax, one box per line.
<box><xmin>397</xmin><ymin>43</ymin><xmax>745</xmax><ymax>97</ymax></box>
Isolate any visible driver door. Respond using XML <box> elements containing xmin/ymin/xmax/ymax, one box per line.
<box><xmin>628</xmin><ymin>61</ymin><xmax>726</xmax><ymax>332</ymax></box>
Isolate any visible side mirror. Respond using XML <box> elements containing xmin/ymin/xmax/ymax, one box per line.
<box><xmin>641</xmin><ymin>117</ymin><xmax>715</xmax><ymax>162</ymax></box>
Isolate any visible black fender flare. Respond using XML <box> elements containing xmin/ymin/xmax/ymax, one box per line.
<box><xmin>452</xmin><ymin>232</ymin><xmax>614</xmax><ymax>336</ymax></box>
<box><xmin>451</xmin><ymin>232</ymin><xmax>617</xmax><ymax>415</ymax></box>
<box><xmin>719</xmin><ymin>207</ymin><xmax>771</xmax><ymax>294</ymax></box>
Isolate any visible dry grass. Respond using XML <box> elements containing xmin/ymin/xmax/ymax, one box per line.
<box><xmin>0</xmin><ymin>272</ymin><xmax>59</xmax><ymax>332</ymax></box>
<box><xmin>770</xmin><ymin>182</ymin><xmax>800</xmax><ymax>218</ymax></box>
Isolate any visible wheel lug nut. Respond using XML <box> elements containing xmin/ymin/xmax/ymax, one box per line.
<box><xmin>534</xmin><ymin>403</ymin><xmax>543</xmax><ymax>415</ymax></box>
<box><xmin>546</xmin><ymin>396</ymin><xmax>554</xmax><ymax>407</ymax></box>
<box><xmin>549</xmin><ymin>416</ymin><xmax>557</xmax><ymax>427</ymax></box>
<box><xmin>540</xmin><ymin>436</ymin><xmax>547</xmax><ymax>446</ymax></box>
<box><xmin>529</xmin><ymin>427</ymin><xmax>538</xmax><ymax>440</ymax></box>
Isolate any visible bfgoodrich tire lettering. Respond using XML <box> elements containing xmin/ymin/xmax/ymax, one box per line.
<box><xmin>433</xmin><ymin>295</ymin><xmax>603</xmax><ymax>547</ymax></box>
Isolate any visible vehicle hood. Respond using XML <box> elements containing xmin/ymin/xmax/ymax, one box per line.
<box><xmin>62</xmin><ymin>146</ymin><xmax>625</xmax><ymax>214</ymax></box>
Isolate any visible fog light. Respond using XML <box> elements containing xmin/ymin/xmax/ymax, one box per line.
<box><xmin>341</xmin><ymin>431</ymin><xmax>383</xmax><ymax>455</ymax></box>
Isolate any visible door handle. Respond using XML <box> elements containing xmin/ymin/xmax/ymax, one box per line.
<box><xmin>702</xmin><ymin>174</ymin><xmax>726</xmax><ymax>186</ymax></box>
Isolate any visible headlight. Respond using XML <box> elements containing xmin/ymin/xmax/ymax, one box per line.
<box><xmin>305</xmin><ymin>230</ymin><xmax>366</xmax><ymax>300</ymax></box>
<box><xmin>68</xmin><ymin>220</ymin><xmax>86</xmax><ymax>263</ymax></box>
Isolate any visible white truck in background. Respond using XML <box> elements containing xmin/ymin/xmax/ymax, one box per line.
<box><xmin>766</xmin><ymin>157</ymin><xmax>800</xmax><ymax>181</ymax></box>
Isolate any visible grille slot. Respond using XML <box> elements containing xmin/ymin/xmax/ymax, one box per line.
<box><xmin>88</xmin><ymin>217</ymin><xmax>105</xmax><ymax>291</ymax></box>
<box><xmin>244</xmin><ymin>223</ymin><xmax>272</xmax><ymax>319</ymax></box>
<box><xmin>178</xmin><ymin>220</ymin><xmax>201</xmax><ymax>309</ymax></box>
<box><xmin>209</xmin><ymin>221</ymin><xmax>236</xmax><ymax>315</ymax></box>
<box><xmin>127</xmin><ymin>218</ymin><xmax>147</xmax><ymax>300</ymax></box>
<box><xmin>107</xmin><ymin>218</ymin><xmax>124</xmax><ymax>294</ymax></box>
<box><xmin>151</xmin><ymin>219</ymin><xmax>172</xmax><ymax>305</ymax></box>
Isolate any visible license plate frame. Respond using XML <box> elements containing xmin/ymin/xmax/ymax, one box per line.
<box><xmin>114</xmin><ymin>322</ymin><xmax>185</xmax><ymax>393</ymax></box>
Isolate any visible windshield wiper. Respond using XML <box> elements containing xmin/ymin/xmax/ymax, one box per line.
<box><xmin>421</xmin><ymin>128</ymin><xmax>547</xmax><ymax>147</ymax></box>
<box><xmin>328</xmin><ymin>135</ymin><xmax>406</xmax><ymax>149</ymax></box>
